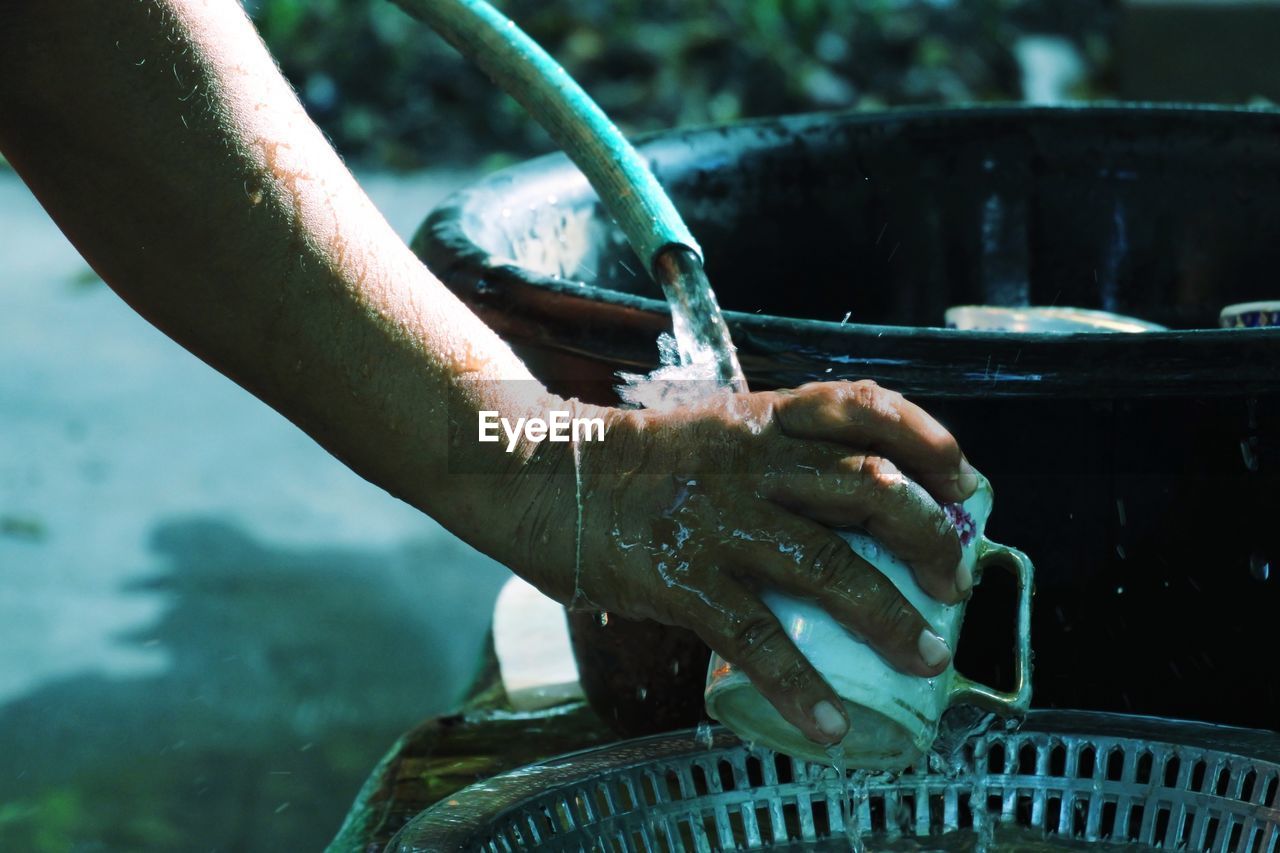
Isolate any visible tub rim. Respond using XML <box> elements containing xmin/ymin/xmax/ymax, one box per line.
<box><xmin>414</xmin><ymin>103</ymin><xmax>1280</xmax><ymax>398</ymax></box>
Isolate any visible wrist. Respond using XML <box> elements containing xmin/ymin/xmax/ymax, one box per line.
<box><xmin>433</xmin><ymin>384</ymin><xmax>613</xmax><ymax>602</ymax></box>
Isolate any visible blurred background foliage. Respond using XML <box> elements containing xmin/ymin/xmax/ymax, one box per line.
<box><xmin>242</xmin><ymin>0</ymin><xmax>1116</xmax><ymax>169</ymax></box>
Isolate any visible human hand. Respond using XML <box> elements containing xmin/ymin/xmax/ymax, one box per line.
<box><xmin>514</xmin><ymin>380</ymin><xmax>978</xmax><ymax>746</ymax></box>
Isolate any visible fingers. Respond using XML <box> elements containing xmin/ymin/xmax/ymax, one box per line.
<box><xmin>730</xmin><ymin>507</ymin><xmax>954</xmax><ymax>677</ymax></box>
<box><xmin>688</xmin><ymin>575</ymin><xmax>851</xmax><ymax>745</ymax></box>
<box><xmin>772</xmin><ymin>380</ymin><xmax>978</xmax><ymax>504</ymax></box>
<box><xmin>760</xmin><ymin>447</ymin><xmax>967</xmax><ymax>602</ymax></box>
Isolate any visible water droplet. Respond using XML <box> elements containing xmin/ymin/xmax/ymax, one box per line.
<box><xmin>1116</xmin><ymin>585</ymin><xmax>1125</xmax><ymax>595</ymax></box>
<box><xmin>1249</xmin><ymin>553</ymin><xmax>1271</xmax><ymax>581</ymax></box>
<box><xmin>1241</xmin><ymin>437</ymin><xmax>1260</xmax><ymax>472</ymax></box>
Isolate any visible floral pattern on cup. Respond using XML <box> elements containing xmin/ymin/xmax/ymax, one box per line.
<box><xmin>944</xmin><ymin>503</ymin><xmax>977</xmax><ymax>547</ymax></box>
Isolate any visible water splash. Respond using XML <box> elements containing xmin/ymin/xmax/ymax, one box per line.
<box><xmin>651</xmin><ymin>246</ymin><xmax>747</xmax><ymax>393</ymax></box>
<box><xmin>615</xmin><ymin>332</ymin><xmax>728</xmax><ymax>410</ymax></box>
<box><xmin>826</xmin><ymin>745</ymin><xmax>867</xmax><ymax>853</ymax></box>
<box><xmin>616</xmin><ymin>247</ymin><xmax>747</xmax><ymax>409</ymax></box>
<box><xmin>972</xmin><ymin>766</ymin><xmax>995</xmax><ymax>853</ymax></box>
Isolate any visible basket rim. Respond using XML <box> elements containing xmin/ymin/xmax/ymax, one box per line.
<box><xmin>390</xmin><ymin>709</ymin><xmax>1280</xmax><ymax>850</ymax></box>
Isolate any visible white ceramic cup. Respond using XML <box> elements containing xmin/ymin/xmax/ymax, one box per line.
<box><xmin>704</xmin><ymin>473</ymin><xmax>1032</xmax><ymax>770</ymax></box>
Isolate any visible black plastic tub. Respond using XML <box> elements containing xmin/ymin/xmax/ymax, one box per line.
<box><xmin>415</xmin><ymin>105</ymin><xmax>1280</xmax><ymax>731</ymax></box>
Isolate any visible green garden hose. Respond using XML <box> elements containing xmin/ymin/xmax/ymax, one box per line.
<box><xmin>393</xmin><ymin>0</ymin><xmax>700</xmax><ymax>273</ymax></box>
<box><xmin>393</xmin><ymin>0</ymin><xmax>747</xmax><ymax>390</ymax></box>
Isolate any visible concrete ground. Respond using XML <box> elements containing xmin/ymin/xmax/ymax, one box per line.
<box><xmin>0</xmin><ymin>167</ymin><xmax>512</xmax><ymax>851</ymax></box>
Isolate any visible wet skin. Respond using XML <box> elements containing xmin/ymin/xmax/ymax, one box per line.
<box><xmin>507</xmin><ymin>382</ymin><xmax>977</xmax><ymax>745</ymax></box>
<box><xmin>1</xmin><ymin>0</ymin><xmax>974</xmax><ymax>746</ymax></box>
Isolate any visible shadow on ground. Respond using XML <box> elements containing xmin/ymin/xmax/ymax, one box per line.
<box><xmin>0</xmin><ymin>517</ymin><xmax>506</xmax><ymax>852</ymax></box>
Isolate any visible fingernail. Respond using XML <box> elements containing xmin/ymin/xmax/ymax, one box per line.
<box><xmin>957</xmin><ymin>457</ymin><xmax>979</xmax><ymax>497</ymax></box>
<box><xmin>918</xmin><ymin>628</ymin><xmax>952</xmax><ymax>668</ymax></box>
<box><xmin>955</xmin><ymin>561</ymin><xmax>974</xmax><ymax>596</ymax></box>
<box><xmin>812</xmin><ymin>699</ymin><xmax>849</xmax><ymax>740</ymax></box>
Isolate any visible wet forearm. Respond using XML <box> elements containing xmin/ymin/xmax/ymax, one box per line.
<box><xmin>0</xmin><ymin>0</ymin><xmax>566</xmax><ymax>556</ymax></box>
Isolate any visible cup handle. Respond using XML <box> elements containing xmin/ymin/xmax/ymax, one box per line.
<box><xmin>946</xmin><ymin>538</ymin><xmax>1034</xmax><ymax>716</ymax></box>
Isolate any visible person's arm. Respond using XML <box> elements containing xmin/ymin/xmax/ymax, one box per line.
<box><xmin>0</xmin><ymin>0</ymin><xmax>978</xmax><ymax>746</ymax></box>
